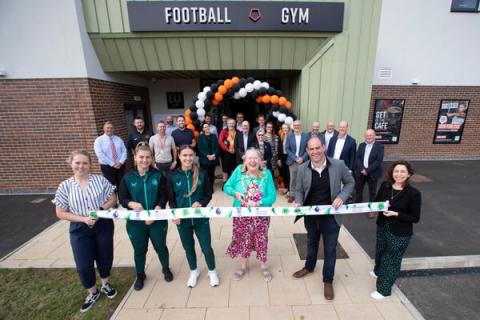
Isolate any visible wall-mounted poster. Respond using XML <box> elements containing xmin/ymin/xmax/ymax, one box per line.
<box><xmin>166</xmin><ymin>92</ymin><xmax>184</xmax><ymax>109</ymax></box>
<box><xmin>450</xmin><ymin>0</ymin><xmax>480</xmax><ymax>12</ymax></box>
<box><xmin>433</xmin><ymin>100</ymin><xmax>470</xmax><ymax>144</ymax></box>
<box><xmin>372</xmin><ymin>99</ymin><xmax>405</xmax><ymax>144</ymax></box>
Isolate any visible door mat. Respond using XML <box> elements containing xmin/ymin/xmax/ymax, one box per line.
<box><xmin>293</xmin><ymin>233</ymin><xmax>349</xmax><ymax>260</ymax></box>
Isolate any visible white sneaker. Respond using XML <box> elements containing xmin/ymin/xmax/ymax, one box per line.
<box><xmin>369</xmin><ymin>271</ymin><xmax>378</xmax><ymax>279</ymax></box>
<box><xmin>371</xmin><ymin>291</ymin><xmax>386</xmax><ymax>300</ymax></box>
<box><xmin>208</xmin><ymin>270</ymin><xmax>220</xmax><ymax>287</ymax></box>
<box><xmin>187</xmin><ymin>269</ymin><xmax>200</xmax><ymax>288</ymax></box>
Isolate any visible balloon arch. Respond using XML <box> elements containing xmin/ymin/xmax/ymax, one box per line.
<box><xmin>183</xmin><ymin>76</ymin><xmax>297</xmax><ymax>138</ymax></box>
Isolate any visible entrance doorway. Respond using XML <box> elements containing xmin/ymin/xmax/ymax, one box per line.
<box><xmin>124</xmin><ymin>102</ymin><xmax>150</xmax><ymax>135</ymax></box>
<box><xmin>224</xmin><ymin>99</ymin><xmax>257</xmax><ymax>127</ymax></box>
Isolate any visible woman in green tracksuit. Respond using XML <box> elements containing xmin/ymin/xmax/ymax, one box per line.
<box><xmin>119</xmin><ymin>142</ymin><xmax>173</xmax><ymax>291</ymax></box>
<box><xmin>167</xmin><ymin>144</ymin><xmax>219</xmax><ymax>288</ymax></box>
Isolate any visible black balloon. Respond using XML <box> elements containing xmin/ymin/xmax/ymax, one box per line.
<box><xmin>217</xmin><ymin>79</ymin><xmax>224</xmax><ymax>85</ymax></box>
<box><xmin>210</xmin><ymin>84</ymin><xmax>218</xmax><ymax>92</ymax></box>
<box><xmin>206</xmin><ymin>91</ymin><xmax>214</xmax><ymax>100</ymax></box>
<box><xmin>189</xmin><ymin>105</ymin><xmax>197</xmax><ymax>111</ymax></box>
<box><xmin>190</xmin><ymin>111</ymin><xmax>198</xmax><ymax>120</ymax></box>
<box><xmin>267</xmin><ymin>87</ymin><xmax>276</xmax><ymax>95</ymax></box>
<box><xmin>251</xmin><ymin>91</ymin><xmax>259</xmax><ymax>98</ymax></box>
<box><xmin>246</xmin><ymin>77</ymin><xmax>255</xmax><ymax>83</ymax></box>
<box><xmin>193</xmin><ymin>120</ymin><xmax>201</xmax><ymax>130</ymax></box>
<box><xmin>258</xmin><ymin>87</ymin><xmax>267</xmax><ymax>95</ymax></box>
<box><xmin>226</xmin><ymin>88</ymin><xmax>234</xmax><ymax>97</ymax></box>
<box><xmin>239</xmin><ymin>78</ymin><xmax>247</xmax><ymax>87</ymax></box>
<box><xmin>232</xmin><ymin>83</ymin><xmax>240</xmax><ymax>91</ymax></box>
<box><xmin>276</xmin><ymin>90</ymin><xmax>283</xmax><ymax>96</ymax></box>
<box><xmin>279</xmin><ymin>106</ymin><xmax>287</xmax><ymax>114</ymax></box>
<box><xmin>204</xmin><ymin>99</ymin><xmax>212</xmax><ymax>108</ymax></box>
<box><xmin>292</xmin><ymin>114</ymin><xmax>297</xmax><ymax>121</ymax></box>
<box><xmin>272</xmin><ymin>105</ymin><xmax>279</xmax><ymax>111</ymax></box>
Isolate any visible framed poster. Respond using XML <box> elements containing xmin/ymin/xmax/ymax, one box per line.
<box><xmin>451</xmin><ymin>0</ymin><xmax>480</xmax><ymax>12</ymax></box>
<box><xmin>372</xmin><ymin>99</ymin><xmax>405</xmax><ymax>144</ymax></box>
<box><xmin>433</xmin><ymin>100</ymin><xmax>470</xmax><ymax>144</ymax></box>
<box><xmin>166</xmin><ymin>92</ymin><xmax>184</xmax><ymax>109</ymax></box>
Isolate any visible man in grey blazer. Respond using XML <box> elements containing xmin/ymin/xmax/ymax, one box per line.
<box><xmin>292</xmin><ymin>135</ymin><xmax>354</xmax><ymax>300</ymax></box>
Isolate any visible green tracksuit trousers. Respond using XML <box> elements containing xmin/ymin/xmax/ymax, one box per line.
<box><xmin>176</xmin><ymin>218</ymin><xmax>216</xmax><ymax>271</ymax></box>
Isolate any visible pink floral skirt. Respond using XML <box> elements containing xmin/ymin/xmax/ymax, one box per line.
<box><xmin>226</xmin><ymin>217</ymin><xmax>270</xmax><ymax>263</ymax></box>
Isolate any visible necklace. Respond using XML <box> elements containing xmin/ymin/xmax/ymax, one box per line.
<box><xmin>390</xmin><ymin>187</ymin><xmax>404</xmax><ymax>200</ymax></box>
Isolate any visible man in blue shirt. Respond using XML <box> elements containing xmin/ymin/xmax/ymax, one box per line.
<box><xmin>171</xmin><ymin>115</ymin><xmax>196</xmax><ymax>149</ymax></box>
<box><xmin>94</xmin><ymin>121</ymin><xmax>127</xmax><ymax>190</ymax></box>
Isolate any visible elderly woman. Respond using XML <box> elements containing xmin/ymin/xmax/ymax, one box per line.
<box><xmin>198</xmin><ymin>122</ymin><xmax>219</xmax><ymax>190</ymax></box>
<box><xmin>54</xmin><ymin>149</ymin><xmax>118</xmax><ymax>313</ymax></box>
<box><xmin>370</xmin><ymin>160</ymin><xmax>421</xmax><ymax>300</ymax></box>
<box><xmin>252</xmin><ymin>129</ymin><xmax>273</xmax><ymax>171</ymax></box>
<box><xmin>224</xmin><ymin>148</ymin><xmax>276</xmax><ymax>282</ymax></box>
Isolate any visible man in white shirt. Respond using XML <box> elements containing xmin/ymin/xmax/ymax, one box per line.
<box><xmin>354</xmin><ymin>129</ymin><xmax>384</xmax><ymax>203</ymax></box>
<box><xmin>94</xmin><ymin>121</ymin><xmax>127</xmax><ymax>190</ymax></box>
<box><xmin>149</xmin><ymin>121</ymin><xmax>177</xmax><ymax>177</ymax></box>
<box><xmin>321</xmin><ymin>121</ymin><xmax>338</xmax><ymax>150</ymax></box>
<box><xmin>165</xmin><ymin>115</ymin><xmax>178</xmax><ymax>136</ymax></box>
<box><xmin>235</xmin><ymin>113</ymin><xmax>245</xmax><ymax>131</ymax></box>
<box><xmin>326</xmin><ymin>121</ymin><xmax>356</xmax><ymax>171</ymax></box>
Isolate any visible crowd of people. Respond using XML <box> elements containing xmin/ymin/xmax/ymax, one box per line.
<box><xmin>54</xmin><ymin>112</ymin><xmax>421</xmax><ymax>313</ymax></box>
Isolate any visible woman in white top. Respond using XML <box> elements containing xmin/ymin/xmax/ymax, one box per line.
<box><xmin>54</xmin><ymin>149</ymin><xmax>117</xmax><ymax>313</ymax></box>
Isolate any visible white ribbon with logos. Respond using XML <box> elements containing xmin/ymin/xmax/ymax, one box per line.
<box><xmin>89</xmin><ymin>201</ymin><xmax>388</xmax><ymax>221</ymax></box>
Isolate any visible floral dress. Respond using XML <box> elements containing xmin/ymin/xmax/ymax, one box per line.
<box><xmin>224</xmin><ymin>166</ymin><xmax>276</xmax><ymax>262</ymax></box>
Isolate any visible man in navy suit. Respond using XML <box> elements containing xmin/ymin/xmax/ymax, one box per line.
<box><xmin>234</xmin><ymin>120</ymin><xmax>256</xmax><ymax>164</ymax></box>
<box><xmin>354</xmin><ymin>129</ymin><xmax>384</xmax><ymax>203</ymax></box>
<box><xmin>285</xmin><ymin>120</ymin><xmax>309</xmax><ymax>202</ymax></box>
<box><xmin>321</xmin><ymin>120</ymin><xmax>338</xmax><ymax>150</ymax></box>
<box><xmin>327</xmin><ymin>121</ymin><xmax>356</xmax><ymax>171</ymax></box>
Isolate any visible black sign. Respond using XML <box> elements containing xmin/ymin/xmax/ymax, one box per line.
<box><xmin>166</xmin><ymin>92</ymin><xmax>184</xmax><ymax>109</ymax></box>
<box><xmin>433</xmin><ymin>100</ymin><xmax>470</xmax><ymax>144</ymax></box>
<box><xmin>451</xmin><ymin>0</ymin><xmax>479</xmax><ymax>12</ymax></box>
<box><xmin>372</xmin><ymin>99</ymin><xmax>405</xmax><ymax>144</ymax></box>
<box><xmin>128</xmin><ymin>1</ymin><xmax>344</xmax><ymax>32</ymax></box>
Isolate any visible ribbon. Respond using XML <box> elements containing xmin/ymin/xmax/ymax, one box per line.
<box><xmin>89</xmin><ymin>201</ymin><xmax>388</xmax><ymax>221</ymax></box>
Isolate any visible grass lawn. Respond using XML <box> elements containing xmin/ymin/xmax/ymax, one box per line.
<box><xmin>0</xmin><ymin>267</ymin><xmax>135</xmax><ymax>320</ymax></box>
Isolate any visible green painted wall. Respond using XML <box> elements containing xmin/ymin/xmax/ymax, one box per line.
<box><xmin>82</xmin><ymin>0</ymin><xmax>382</xmax><ymax>140</ymax></box>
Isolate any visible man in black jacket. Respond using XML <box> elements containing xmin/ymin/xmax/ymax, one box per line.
<box><xmin>127</xmin><ymin>117</ymin><xmax>152</xmax><ymax>156</ymax></box>
<box><xmin>354</xmin><ymin>129</ymin><xmax>384</xmax><ymax>203</ymax></box>
<box><xmin>234</xmin><ymin>120</ymin><xmax>256</xmax><ymax>164</ymax></box>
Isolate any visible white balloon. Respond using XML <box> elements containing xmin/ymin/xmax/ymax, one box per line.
<box><xmin>195</xmin><ymin>100</ymin><xmax>205</xmax><ymax>109</ymax></box>
<box><xmin>198</xmin><ymin>116</ymin><xmax>205</xmax><ymax>122</ymax></box>
<box><xmin>245</xmin><ymin>83</ymin><xmax>254</xmax><ymax>92</ymax></box>
<box><xmin>278</xmin><ymin>113</ymin><xmax>287</xmax><ymax>122</ymax></box>
<box><xmin>233</xmin><ymin>92</ymin><xmax>241</xmax><ymax>100</ymax></box>
<box><xmin>272</xmin><ymin>111</ymin><xmax>279</xmax><ymax>118</ymax></box>
<box><xmin>197</xmin><ymin>92</ymin><xmax>207</xmax><ymax>101</ymax></box>
<box><xmin>285</xmin><ymin>116</ymin><xmax>294</xmax><ymax>125</ymax></box>
<box><xmin>203</xmin><ymin>86</ymin><xmax>210</xmax><ymax>93</ymax></box>
<box><xmin>253</xmin><ymin>80</ymin><xmax>262</xmax><ymax>90</ymax></box>
<box><xmin>197</xmin><ymin>108</ymin><xmax>206</xmax><ymax>117</ymax></box>
<box><xmin>262</xmin><ymin>82</ymin><xmax>270</xmax><ymax>89</ymax></box>
<box><xmin>239</xmin><ymin>88</ymin><xmax>247</xmax><ymax>97</ymax></box>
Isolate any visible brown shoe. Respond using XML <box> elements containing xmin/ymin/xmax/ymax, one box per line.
<box><xmin>292</xmin><ymin>268</ymin><xmax>312</xmax><ymax>279</ymax></box>
<box><xmin>324</xmin><ymin>283</ymin><xmax>334</xmax><ymax>300</ymax></box>
<box><xmin>287</xmin><ymin>195</ymin><xmax>295</xmax><ymax>203</ymax></box>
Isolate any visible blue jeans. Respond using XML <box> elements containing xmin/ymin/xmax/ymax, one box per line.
<box><xmin>304</xmin><ymin>215</ymin><xmax>340</xmax><ymax>283</ymax></box>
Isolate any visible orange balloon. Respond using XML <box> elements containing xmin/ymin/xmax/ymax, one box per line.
<box><xmin>271</xmin><ymin>95</ymin><xmax>279</xmax><ymax>104</ymax></box>
<box><xmin>262</xmin><ymin>95</ymin><xmax>271</xmax><ymax>104</ymax></box>
<box><xmin>214</xmin><ymin>92</ymin><xmax>223</xmax><ymax>101</ymax></box>
<box><xmin>212</xmin><ymin>99</ymin><xmax>219</xmax><ymax>106</ymax></box>
<box><xmin>194</xmin><ymin>131</ymin><xmax>200</xmax><ymax>139</ymax></box>
<box><xmin>286</xmin><ymin>101</ymin><xmax>292</xmax><ymax>109</ymax></box>
<box><xmin>231</xmin><ymin>76</ymin><xmax>240</xmax><ymax>84</ymax></box>
<box><xmin>224</xmin><ymin>79</ymin><xmax>233</xmax><ymax>89</ymax></box>
<box><xmin>187</xmin><ymin>124</ymin><xmax>195</xmax><ymax>131</ymax></box>
<box><xmin>185</xmin><ymin>109</ymin><xmax>191</xmax><ymax>117</ymax></box>
<box><xmin>256</xmin><ymin>96</ymin><xmax>263</xmax><ymax>103</ymax></box>
<box><xmin>218</xmin><ymin>85</ymin><xmax>227</xmax><ymax>94</ymax></box>
<box><xmin>278</xmin><ymin>97</ymin><xmax>287</xmax><ymax>106</ymax></box>
<box><xmin>185</xmin><ymin>117</ymin><xmax>193</xmax><ymax>125</ymax></box>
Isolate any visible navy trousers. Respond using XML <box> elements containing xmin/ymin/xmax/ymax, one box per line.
<box><xmin>70</xmin><ymin>219</ymin><xmax>114</xmax><ymax>289</ymax></box>
<box><xmin>304</xmin><ymin>215</ymin><xmax>340</xmax><ymax>283</ymax></box>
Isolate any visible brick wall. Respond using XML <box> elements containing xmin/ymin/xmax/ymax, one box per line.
<box><xmin>0</xmin><ymin>78</ymin><xmax>149</xmax><ymax>192</ymax></box>
<box><xmin>369</xmin><ymin>85</ymin><xmax>480</xmax><ymax>160</ymax></box>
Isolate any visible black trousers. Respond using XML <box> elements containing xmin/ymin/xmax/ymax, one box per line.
<box><xmin>100</xmin><ymin>164</ymin><xmax>125</xmax><ymax>190</ymax></box>
<box><xmin>201</xmin><ymin>164</ymin><xmax>216</xmax><ymax>190</ymax></box>
<box><xmin>222</xmin><ymin>152</ymin><xmax>237</xmax><ymax>176</ymax></box>
<box><xmin>355</xmin><ymin>173</ymin><xmax>378</xmax><ymax>202</ymax></box>
<box><xmin>156</xmin><ymin>161</ymin><xmax>172</xmax><ymax>178</ymax></box>
<box><xmin>70</xmin><ymin>219</ymin><xmax>114</xmax><ymax>289</ymax></box>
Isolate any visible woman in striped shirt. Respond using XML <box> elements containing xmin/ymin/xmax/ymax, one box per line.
<box><xmin>54</xmin><ymin>149</ymin><xmax>118</xmax><ymax>313</ymax></box>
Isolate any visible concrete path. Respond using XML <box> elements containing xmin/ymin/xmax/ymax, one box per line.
<box><xmin>0</xmin><ymin>191</ymin><xmax>420</xmax><ymax>320</ymax></box>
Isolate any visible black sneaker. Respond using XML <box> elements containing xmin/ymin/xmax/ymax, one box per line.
<box><xmin>80</xmin><ymin>290</ymin><xmax>100</xmax><ymax>313</ymax></box>
<box><xmin>101</xmin><ymin>283</ymin><xmax>117</xmax><ymax>299</ymax></box>
<box><xmin>134</xmin><ymin>273</ymin><xmax>146</xmax><ymax>291</ymax></box>
<box><xmin>163</xmin><ymin>268</ymin><xmax>174</xmax><ymax>282</ymax></box>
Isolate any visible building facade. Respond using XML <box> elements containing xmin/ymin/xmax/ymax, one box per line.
<box><xmin>0</xmin><ymin>0</ymin><xmax>478</xmax><ymax>192</ymax></box>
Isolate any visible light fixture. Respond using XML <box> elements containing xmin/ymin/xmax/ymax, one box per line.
<box><xmin>411</xmin><ymin>78</ymin><xmax>420</xmax><ymax>85</ymax></box>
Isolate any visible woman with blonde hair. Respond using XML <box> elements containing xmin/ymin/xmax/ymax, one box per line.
<box><xmin>224</xmin><ymin>148</ymin><xmax>276</xmax><ymax>282</ymax></box>
<box><xmin>54</xmin><ymin>149</ymin><xmax>117</xmax><ymax>313</ymax></box>
<box><xmin>119</xmin><ymin>142</ymin><xmax>173</xmax><ymax>291</ymax></box>
<box><xmin>167</xmin><ymin>145</ymin><xmax>219</xmax><ymax>288</ymax></box>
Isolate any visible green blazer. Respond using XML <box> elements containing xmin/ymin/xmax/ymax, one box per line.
<box><xmin>198</xmin><ymin>133</ymin><xmax>219</xmax><ymax>166</ymax></box>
